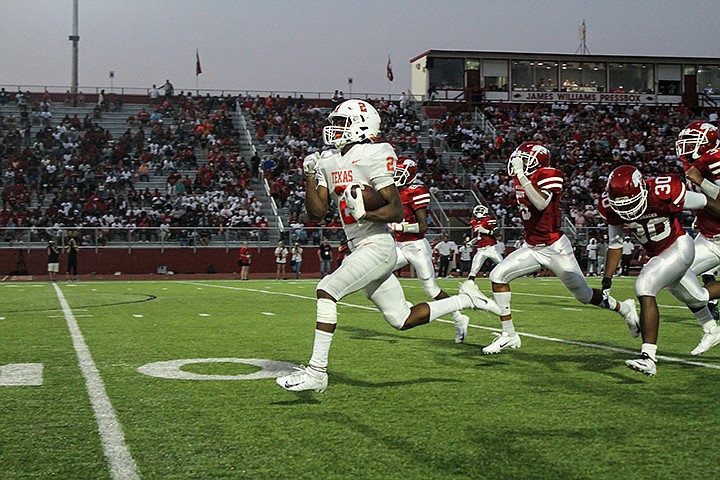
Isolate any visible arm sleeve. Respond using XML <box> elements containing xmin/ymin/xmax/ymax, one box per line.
<box><xmin>518</xmin><ymin>175</ymin><xmax>552</xmax><ymax>210</ymax></box>
<box><xmin>699</xmin><ymin>179</ymin><xmax>720</xmax><ymax>201</ymax></box>
<box><xmin>608</xmin><ymin>224</ymin><xmax>624</xmax><ymax>249</ymax></box>
<box><xmin>684</xmin><ymin>190</ymin><xmax>708</xmax><ymax>210</ymax></box>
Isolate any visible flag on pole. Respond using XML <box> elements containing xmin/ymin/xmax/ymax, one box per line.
<box><xmin>386</xmin><ymin>56</ymin><xmax>393</xmax><ymax>82</ymax></box>
<box><xmin>196</xmin><ymin>49</ymin><xmax>202</xmax><ymax>76</ymax></box>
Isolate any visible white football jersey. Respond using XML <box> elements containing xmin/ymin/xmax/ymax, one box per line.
<box><xmin>316</xmin><ymin>142</ymin><xmax>396</xmax><ymax>241</ymax></box>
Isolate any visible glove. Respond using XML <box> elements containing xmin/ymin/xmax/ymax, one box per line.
<box><xmin>509</xmin><ymin>155</ymin><xmax>524</xmax><ymax>177</ymax></box>
<box><xmin>389</xmin><ymin>222</ymin><xmax>404</xmax><ymax>232</ymax></box>
<box><xmin>303</xmin><ymin>152</ymin><xmax>320</xmax><ymax>176</ymax></box>
<box><xmin>601</xmin><ymin>277</ymin><xmax>612</xmax><ymax>307</ymax></box>
<box><xmin>342</xmin><ymin>184</ymin><xmax>366</xmax><ymax>221</ymax></box>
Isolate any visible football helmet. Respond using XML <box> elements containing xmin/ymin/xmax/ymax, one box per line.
<box><xmin>606</xmin><ymin>165</ymin><xmax>648</xmax><ymax>221</ymax></box>
<box><xmin>393</xmin><ymin>158</ymin><xmax>418</xmax><ymax>187</ymax></box>
<box><xmin>323</xmin><ymin>99</ymin><xmax>381</xmax><ymax>148</ymax></box>
<box><xmin>676</xmin><ymin>121</ymin><xmax>719</xmax><ymax>163</ymax></box>
<box><xmin>507</xmin><ymin>142</ymin><xmax>551</xmax><ymax>176</ymax></box>
<box><xmin>473</xmin><ymin>204</ymin><xmax>489</xmax><ymax>219</ymax></box>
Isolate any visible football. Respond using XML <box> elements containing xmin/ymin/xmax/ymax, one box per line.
<box><xmin>348</xmin><ymin>184</ymin><xmax>385</xmax><ymax>211</ymax></box>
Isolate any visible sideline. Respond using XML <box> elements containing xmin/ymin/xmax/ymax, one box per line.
<box><xmin>53</xmin><ymin>283</ymin><xmax>141</xmax><ymax>480</ymax></box>
<box><xmin>183</xmin><ymin>281</ymin><xmax>720</xmax><ymax>371</ymax></box>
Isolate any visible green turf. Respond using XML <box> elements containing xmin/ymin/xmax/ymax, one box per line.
<box><xmin>1</xmin><ymin>277</ymin><xmax>718</xmax><ymax>479</ymax></box>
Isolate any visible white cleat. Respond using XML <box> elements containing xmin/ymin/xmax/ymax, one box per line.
<box><xmin>459</xmin><ymin>280</ymin><xmax>502</xmax><ymax>315</ymax></box>
<box><xmin>621</xmin><ymin>299</ymin><xmax>640</xmax><ymax>338</ymax></box>
<box><xmin>482</xmin><ymin>331</ymin><xmax>521</xmax><ymax>354</ymax></box>
<box><xmin>454</xmin><ymin>313</ymin><xmax>470</xmax><ymax>344</ymax></box>
<box><xmin>625</xmin><ymin>353</ymin><xmax>657</xmax><ymax>376</ymax></box>
<box><xmin>691</xmin><ymin>325</ymin><xmax>720</xmax><ymax>356</ymax></box>
<box><xmin>276</xmin><ymin>366</ymin><xmax>328</xmax><ymax>393</ymax></box>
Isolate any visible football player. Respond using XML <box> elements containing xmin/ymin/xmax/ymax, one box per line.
<box><xmin>276</xmin><ymin>99</ymin><xmax>501</xmax><ymax>393</ymax></box>
<box><xmin>600</xmin><ymin>165</ymin><xmax>720</xmax><ymax>376</ymax></box>
<box><xmin>678</xmin><ymin>121</ymin><xmax>720</xmax><ymax>340</ymax></box>
<box><xmin>467</xmin><ymin>204</ymin><xmax>503</xmax><ymax>281</ymax></box>
<box><xmin>389</xmin><ymin>158</ymin><xmax>471</xmax><ymax>343</ymax></box>
<box><xmin>479</xmin><ymin>142</ymin><xmax>639</xmax><ymax>355</ymax></box>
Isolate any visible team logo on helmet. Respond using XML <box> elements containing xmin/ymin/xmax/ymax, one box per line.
<box><xmin>606</xmin><ymin>165</ymin><xmax>648</xmax><ymax>221</ymax></box>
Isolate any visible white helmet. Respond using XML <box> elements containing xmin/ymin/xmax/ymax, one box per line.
<box><xmin>473</xmin><ymin>204</ymin><xmax>488</xmax><ymax>219</ymax></box>
<box><xmin>323</xmin><ymin>99</ymin><xmax>381</xmax><ymax>148</ymax></box>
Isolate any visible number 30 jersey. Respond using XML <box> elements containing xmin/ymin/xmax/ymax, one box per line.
<box><xmin>598</xmin><ymin>175</ymin><xmax>687</xmax><ymax>257</ymax></box>
<box><xmin>513</xmin><ymin>167</ymin><xmax>564</xmax><ymax>246</ymax></box>
<box><xmin>316</xmin><ymin>142</ymin><xmax>396</xmax><ymax>241</ymax></box>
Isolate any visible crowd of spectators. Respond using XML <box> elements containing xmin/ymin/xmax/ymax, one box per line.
<box><xmin>432</xmin><ymin>102</ymin><xmax>716</xmax><ymax>240</ymax></box>
<box><xmin>4</xmin><ymin>86</ymin><xmax>717</xmax><ymax>250</ymax></box>
<box><xmin>0</xmin><ymin>89</ymin><xmax>271</xmax><ymax>245</ymax></box>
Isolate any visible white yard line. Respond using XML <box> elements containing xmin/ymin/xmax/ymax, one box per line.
<box><xmin>184</xmin><ymin>281</ymin><xmax>720</xmax><ymax>371</ymax></box>
<box><xmin>52</xmin><ymin>283</ymin><xmax>140</xmax><ymax>480</ymax></box>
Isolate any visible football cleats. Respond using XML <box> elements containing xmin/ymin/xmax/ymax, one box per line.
<box><xmin>323</xmin><ymin>99</ymin><xmax>381</xmax><ymax>148</ymax></box>
<box><xmin>606</xmin><ymin>165</ymin><xmax>648</xmax><ymax>221</ymax></box>
<box><xmin>473</xmin><ymin>204</ymin><xmax>489</xmax><ymax>219</ymax></box>
<box><xmin>394</xmin><ymin>158</ymin><xmax>418</xmax><ymax>187</ymax></box>
<box><xmin>507</xmin><ymin>142</ymin><xmax>551</xmax><ymax>176</ymax></box>
<box><xmin>676</xmin><ymin>121</ymin><xmax>719</xmax><ymax>163</ymax></box>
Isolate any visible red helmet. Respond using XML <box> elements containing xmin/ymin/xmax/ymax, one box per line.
<box><xmin>606</xmin><ymin>165</ymin><xmax>648</xmax><ymax>221</ymax></box>
<box><xmin>393</xmin><ymin>157</ymin><xmax>418</xmax><ymax>188</ymax></box>
<box><xmin>508</xmin><ymin>141</ymin><xmax>551</xmax><ymax>176</ymax></box>
<box><xmin>473</xmin><ymin>204</ymin><xmax>489</xmax><ymax>219</ymax></box>
<box><xmin>676</xmin><ymin>121</ymin><xmax>719</xmax><ymax>163</ymax></box>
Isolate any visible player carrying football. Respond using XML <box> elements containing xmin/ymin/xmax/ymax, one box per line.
<box><xmin>389</xmin><ymin>158</ymin><xmax>471</xmax><ymax>343</ymax></box>
<box><xmin>276</xmin><ymin>99</ymin><xmax>501</xmax><ymax>393</ymax></box>
<box><xmin>601</xmin><ymin>165</ymin><xmax>720</xmax><ymax>376</ymax></box>
<box><xmin>478</xmin><ymin>142</ymin><xmax>639</xmax><ymax>355</ymax></box>
<box><xmin>467</xmin><ymin>204</ymin><xmax>503</xmax><ymax>281</ymax></box>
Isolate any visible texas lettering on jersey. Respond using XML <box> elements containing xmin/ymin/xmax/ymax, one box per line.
<box><xmin>513</xmin><ymin>167</ymin><xmax>564</xmax><ymax>246</ymax></box>
<box><xmin>682</xmin><ymin>147</ymin><xmax>720</xmax><ymax>237</ymax></box>
<box><xmin>331</xmin><ymin>170</ymin><xmax>354</xmax><ymax>185</ymax></box>
<box><xmin>470</xmin><ymin>216</ymin><xmax>498</xmax><ymax>248</ymax></box>
<box><xmin>395</xmin><ymin>184</ymin><xmax>430</xmax><ymax>243</ymax></box>
<box><xmin>598</xmin><ymin>175</ymin><xmax>687</xmax><ymax>257</ymax></box>
<box><xmin>316</xmin><ymin>143</ymin><xmax>396</xmax><ymax>241</ymax></box>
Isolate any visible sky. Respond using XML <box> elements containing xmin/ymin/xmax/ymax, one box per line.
<box><xmin>1</xmin><ymin>0</ymin><xmax>719</xmax><ymax>97</ymax></box>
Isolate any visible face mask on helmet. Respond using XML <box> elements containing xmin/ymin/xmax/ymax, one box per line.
<box><xmin>676</xmin><ymin>122</ymin><xmax>719</xmax><ymax>162</ymax></box>
<box><xmin>607</xmin><ymin>166</ymin><xmax>648</xmax><ymax>221</ymax></box>
<box><xmin>323</xmin><ymin>99</ymin><xmax>381</xmax><ymax>148</ymax></box>
<box><xmin>473</xmin><ymin>204</ymin><xmax>488</xmax><ymax>219</ymax></box>
<box><xmin>393</xmin><ymin>158</ymin><xmax>418</xmax><ymax>187</ymax></box>
<box><xmin>507</xmin><ymin>142</ymin><xmax>550</xmax><ymax>176</ymax></box>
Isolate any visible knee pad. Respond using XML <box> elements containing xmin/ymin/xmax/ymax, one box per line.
<box><xmin>384</xmin><ymin>300</ymin><xmax>412</xmax><ymax>330</ymax></box>
<box><xmin>316</xmin><ymin>298</ymin><xmax>337</xmax><ymax>325</ymax></box>
<box><xmin>489</xmin><ymin>266</ymin><xmax>506</xmax><ymax>284</ymax></box>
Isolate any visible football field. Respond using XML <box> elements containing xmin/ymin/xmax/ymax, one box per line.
<box><xmin>1</xmin><ymin>276</ymin><xmax>719</xmax><ymax>480</ymax></box>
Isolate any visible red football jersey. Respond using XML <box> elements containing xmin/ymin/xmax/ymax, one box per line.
<box><xmin>395</xmin><ymin>184</ymin><xmax>430</xmax><ymax>242</ymax></box>
<box><xmin>598</xmin><ymin>175</ymin><xmax>687</xmax><ymax>257</ymax></box>
<box><xmin>514</xmin><ymin>167</ymin><xmax>564</xmax><ymax>246</ymax></box>
<box><xmin>682</xmin><ymin>148</ymin><xmax>720</xmax><ymax>237</ymax></box>
<box><xmin>470</xmin><ymin>216</ymin><xmax>498</xmax><ymax>248</ymax></box>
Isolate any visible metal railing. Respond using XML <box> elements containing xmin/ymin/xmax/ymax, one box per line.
<box><xmin>0</xmin><ymin>225</ymin><xmax>615</xmax><ymax>252</ymax></box>
<box><xmin>0</xmin><ymin>84</ymin><xmax>406</xmax><ymax>102</ymax></box>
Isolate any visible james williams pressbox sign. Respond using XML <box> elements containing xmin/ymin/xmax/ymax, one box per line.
<box><xmin>513</xmin><ymin>91</ymin><xmax>657</xmax><ymax>104</ymax></box>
